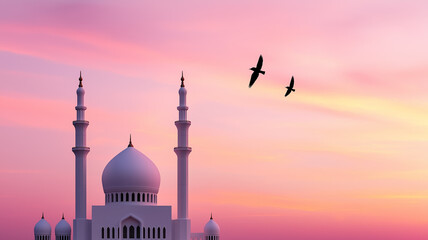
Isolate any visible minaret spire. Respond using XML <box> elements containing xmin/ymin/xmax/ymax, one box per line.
<box><xmin>72</xmin><ymin>72</ymin><xmax>91</xmax><ymax>240</ymax></box>
<box><xmin>42</xmin><ymin>212</ymin><xmax>44</xmax><ymax>219</ymax></box>
<box><xmin>79</xmin><ymin>71</ymin><xmax>83</xmax><ymax>87</ymax></box>
<box><xmin>210</xmin><ymin>213</ymin><xmax>213</xmax><ymax>220</ymax></box>
<box><xmin>181</xmin><ymin>71</ymin><xmax>185</xmax><ymax>87</ymax></box>
<box><xmin>128</xmin><ymin>134</ymin><xmax>134</xmax><ymax>147</ymax></box>
<box><xmin>174</xmin><ymin>72</ymin><xmax>192</xmax><ymax>240</ymax></box>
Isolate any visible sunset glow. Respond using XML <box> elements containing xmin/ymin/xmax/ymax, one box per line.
<box><xmin>1</xmin><ymin>1</ymin><xmax>428</xmax><ymax>239</ymax></box>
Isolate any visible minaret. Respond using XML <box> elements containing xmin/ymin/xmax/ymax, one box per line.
<box><xmin>173</xmin><ymin>72</ymin><xmax>192</xmax><ymax>240</ymax></box>
<box><xmin>72</xmin><ymin>72</ymin><xmax>91</xmax><ymax>240</ymax></box>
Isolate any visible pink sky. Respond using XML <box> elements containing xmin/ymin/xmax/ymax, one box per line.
<box><xmin>1</xmin><ymin>0</ymin><xmax>428</xmax><ymax>239</ymax></box>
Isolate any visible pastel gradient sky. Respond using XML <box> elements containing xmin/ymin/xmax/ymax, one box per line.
<box><xmin>1</xmin><ymin>0</ymin><xmax>428</xmax><ymax>239</ymax></box>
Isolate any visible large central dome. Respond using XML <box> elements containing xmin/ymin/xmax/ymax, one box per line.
<box><xmin>102</xmin><ymin>144</ymin><xmax>160</xmax><ymax>194</ymax></box>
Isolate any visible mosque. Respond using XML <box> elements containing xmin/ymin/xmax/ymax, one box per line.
<box><xmin>34</xmin><ymin>73</ymin><xmax>220</xmax><ymax>240</ymax></box>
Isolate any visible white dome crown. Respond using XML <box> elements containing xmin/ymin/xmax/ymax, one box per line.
<box><xmin>102</xmin><ymin>140</ymin><xmax>160</xmax><ymax>194</ymax></box>
<box><xmin>55</xmin><ymin>215</ymin><xmax>71</xmax><ymax>236</ymax></box>
<box><xmin>34</xmin><ymin>213</ymin><xmax>51</xmax><ymax>236</ymax></box>
<box><xmin>204</xmin><ymin>214</ymin><xmax>220</xmax><ymax>236</ymax></box>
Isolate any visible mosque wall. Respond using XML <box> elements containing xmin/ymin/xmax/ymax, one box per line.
<box><xmin>92</xmin><ymin>205</ymin><xmax>172</xmax><ymax>240</ymax></box>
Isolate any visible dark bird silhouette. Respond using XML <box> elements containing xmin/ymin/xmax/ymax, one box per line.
<box><xmin>249</xmin><ymin>55</ymin><xmax>265</xmax><ymax>88</ymax></box>
<box><xmin>284</xmin><ymin>76</ymin><xmax>295</xmax><ymax>97</ymax></box>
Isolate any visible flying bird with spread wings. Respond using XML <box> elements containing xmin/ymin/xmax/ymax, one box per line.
<box><xmin>284</xmin><ymin>76</ymin><xmax>295</xmax><ymax>98</ymax></box>
<box><xmin>249</xmin><ymin>55</ymin><xmax>265</xmax><ymax>88</ymax></box>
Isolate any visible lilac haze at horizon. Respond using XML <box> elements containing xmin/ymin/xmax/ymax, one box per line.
<box><xmin>1</xmin><ymin>0</ymin><xmax>428</xmax><ymax>239</ymax></box>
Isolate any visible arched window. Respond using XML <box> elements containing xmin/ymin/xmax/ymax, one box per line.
<box><xmin>148</xmin><ymin>227</ymin><xmax>150</xmax><ymax>238</ymax></box>
<box><xmin>123</xmin><ymin>226</ymin><xmax>128</xmax><ymax>238</ymax></box>
<box><xmin>137</xmin><ymin>226</ymin><xmax>141</xmax><ymax>238</ymax></box>
<box><xmin>101</xmin><ymin>227</ymin><xmax>105</xmax><ymax>238</ymax></box>
<box><xmin>132</xmin><ymin>193</ymin><xmax>135</xmax><ymax>201</ymax></box>
<box><xmin>158</xmin><ymin>227</ymin><xmax>160</xmax><ymax>238</ymax></box>
<box><xmin>126</xmin><ymin>193</ymin><xmax>129</xmax><ymax>202</ymax></box>
<box><xmin>151</xmin><ymin>194</ymin><xmax>153</xmax><ymax>202</ymax></box>
<box><xmin>129</xmin><ymin>225</ymin><xmax>135</xmax><ymax>238</ymax></box>
<box><xmin>112</xmin><ymin>228</ymin><xmax>115</xmax><ymax>238</ymax></box>
<box><xmin>152</xmin><ymin>227</ymin><xmax>156</xmax><ymax>238</ymax></box>
<box><xmin>143</xmin><ymin>193</ymin><xmax>145</xmax><ymax>202</ymax></box>
<box><xmin>163</xmin><ymin>227</ymin><xmax>166</xmax><ymax>238</ymax></box>
<box><xmin>107</xmin><ymin>227</ymin><xmax>110</xmax><ymax>238</ymax></box>
<box><xmin>112</xmin><ymin>194</ymin><xmax>114</xmax><ymax>202</ymax></box>
<box><xmin>121</xmin><ymin>193</ymin><xmax>124</xmax><ymax>202</ymax></box>
<box><xmin>143</xmin><ymin>227</ymin><xmax>146</xmax><ymax>239</ymax></box>
<box><xmin>147</xmin><ymin>193</ymin><xmax>149</xmax><ymax>202</ymax></box>
<box><xmin>118</xmin><ymin>228</ymin><xmax>120</xmax><ymax>238</ymax></box>
<box><xmin>116</xmin><ymin>193</ymin><xmax>119</xmax><ymax>202</ymax></box>
<box><xmin>137</xmin><ymin>193</ymin><xmax>141</xmax><ymax>202</ymax></box>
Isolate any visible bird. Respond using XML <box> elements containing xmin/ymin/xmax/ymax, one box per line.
<box><xmin>249</xmin><ymin>55</ymin><xmax>265</xmax><ymax>88</ymax></box>
<box><xmin>284</xmin><ymin>76</ymin><xmax>295</xmax><ymax>97</ymax></box>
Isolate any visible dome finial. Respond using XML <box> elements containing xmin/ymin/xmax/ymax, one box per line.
<box><xmin>42</xmin><ymin>212</ymin><xmax>44</xmax><ymax>219</ymax></box>
<box><xmin>181</xmin><ymin>71</ymin><xmax>185</xmax><ymax>87</ymax></box>
<box><xmin>210</xmin><ymin>212</ymin><xmax>213</xmax><ymax>220</ymax></box>
<box><xmin>79</xmin><ymin>71</ymin><xmax>83</xmax><ymax>87</ymax></box>
<box><xmin>128</xmin><ymin>134</ymin><xmax>133</xmax><ymax>147</ymax></box>
<box><xmin>62</xmin><ymin>213</ymin><xmax>64</xmax><ymax>219</ymax></box>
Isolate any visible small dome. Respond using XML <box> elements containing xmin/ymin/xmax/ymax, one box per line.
<box><xmin>55</xmin><ymin>216</ymin><xmax>71</xmax><ymax>236</ymax></box>
<box><xmin>34</xmin><ymin>214</ymin><xmax>51</xmax><ymax>236</ymax></box>
<box><xmin>204</xmin><ymin>215</ymin><xmax>220</xmax><ymax>236</ymax></box>
<box><xmin>102</xmin><ymin>146</ymin><xmax>160</xmax><ymax>194</ymax></box>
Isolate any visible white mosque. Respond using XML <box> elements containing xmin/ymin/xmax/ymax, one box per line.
<box><xmin>34</xmin><ymin>73</ymin><xmax>220</xmax><ymax>240</ymax></box>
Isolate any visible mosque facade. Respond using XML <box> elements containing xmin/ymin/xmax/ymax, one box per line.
<box><xmin>34</xmin><ymin>73</ymin><xmax>220</xmax><ymax>240</ymax></box>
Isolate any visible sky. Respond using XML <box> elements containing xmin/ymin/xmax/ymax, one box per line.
<box><xmin>0</xmin><ymin>0</ymin><xmax>428</xmax><ymax>239</ymax></box>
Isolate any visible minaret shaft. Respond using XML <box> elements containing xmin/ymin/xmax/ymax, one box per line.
<box><xmin>72</xmin><ymin>74</ymin><xmax>91</xmax><ymax>240</ymax></box>
<box><xmin>175</xmin><ymin>85</ymin><xmax>191</xmax><ymax>219</ymax></box>
<box><xmin>173</xmin><ymin>73</ymin><xmax>191</xmax><ymax>240</ymax></box>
